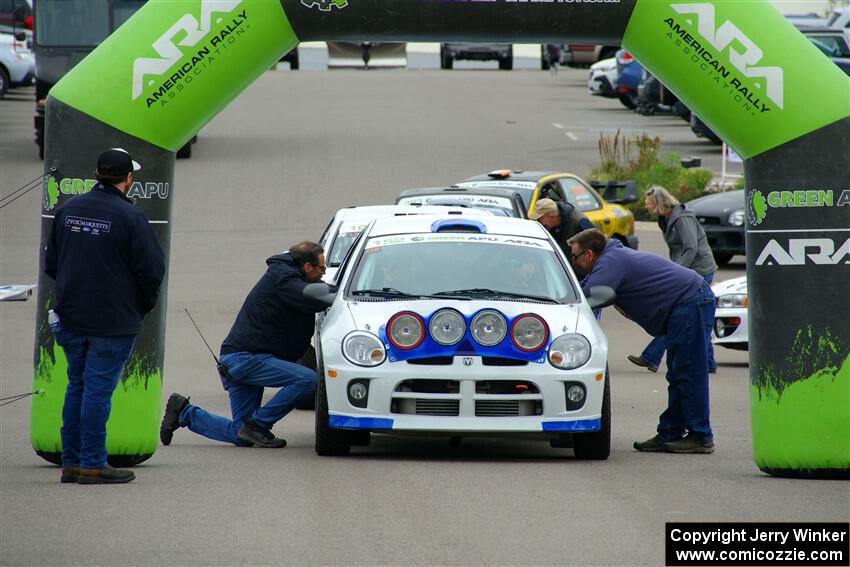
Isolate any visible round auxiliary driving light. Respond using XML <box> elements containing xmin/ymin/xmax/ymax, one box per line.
<box><xmin>567</xmin><ymin>384</ymin><xmax>585</xmax><ymax>403</ymax></box>
<box><xmin>429</xmin><ymin>309</ymin><xmax>466</xmax><ymax>346</ymax></box>
<box><xmin>387</xmin><ymin>311</ymin><xmax>425</xmax><ymax>350</ymax></box>
<box><xmin>471</xmin><ymin>309</ymin><xmax>507</xmax><ymax>347</ymax></box>
<box><xmin>349</xmin><ymin>382</ymin><xmax>368</xmax><ymax>401</ymax></box>
<box><xmin>510</xmin><ymin>314</ymin><xmax>549</xmax><ymax>352</ymax></box>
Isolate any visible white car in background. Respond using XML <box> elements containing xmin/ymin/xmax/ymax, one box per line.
<box><xmin>319</xmin><ymin>204</ymin><xmax>493</xmax><ymax>283</ymax></box>
<box><xmin>587</xmin><ymin>57</ymin><xmax>618</xmax><ymax>98</ymax></box>
<box><xmin>304</xmin><ymin>215</ymin><xmax>616</xmax><ymax>458</ymax></box>
<box><xmin>711</xmin><ymin>276</ymin><xmax>748</xmax><ymax>350</ymax></box>
<box><xmin>0</xmin><ymin>30</ymin><xmax>34</xmax><ymax>98</ymax></box>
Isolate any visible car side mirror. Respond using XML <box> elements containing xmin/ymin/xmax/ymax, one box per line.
<box><xmin>586</xmin><ymin>285</ymin><xmax>616</xmax><ymax>310</ymax></box>
<box><xmin>303</xmin><ymin>283</ymin><xmax>336</xmax><ymax>307</ymax></box>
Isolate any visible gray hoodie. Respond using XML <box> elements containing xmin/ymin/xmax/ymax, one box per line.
<box><xmin>660</xmin><ymin>205</ymin><xmax>717</xmax><ymax>276</ymax></box>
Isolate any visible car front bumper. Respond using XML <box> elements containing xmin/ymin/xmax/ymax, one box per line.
<box><xmin>704</xmin><ymin>225</ymin><xmax>746</xmax><ymax>256</ymax></box>
<box><xmin>713</xmin><ymin>306</ymin><xmax>748</xmax><ymax>350</ymax></box>
<box><xmin>323</xmin><ymin>352</ymin><xmax>607</xmax><ymax>434</ymax></box>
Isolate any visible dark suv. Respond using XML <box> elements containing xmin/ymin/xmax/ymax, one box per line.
<box><xmin>440</xmin><ymin>43</ymin><xmax>512</xmax><ymax>70</ymax></box>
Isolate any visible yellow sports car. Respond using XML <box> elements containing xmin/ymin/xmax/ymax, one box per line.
<box><xmin>457</xmin><ymin>170</ymin><xmax>639</xmax><ymax>248</ymax></box>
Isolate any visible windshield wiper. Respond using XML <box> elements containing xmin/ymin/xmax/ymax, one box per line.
<box><xmin>352</xmin><ymin>288</ymin><xmax>420</xmax><ymax>298</ymax></box>
<box><xmin>433</xmin><ymin>288</ymin><xmax>558</xmax><ymax>303</ymax></box>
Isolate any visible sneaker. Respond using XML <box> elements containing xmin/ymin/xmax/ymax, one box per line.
<box><xmin>633</xmin><ymin>435</ymin><xmax>670</xmax><ymax>452</ymax></box>
<box><xmin>664</xmin><ymin>434</ymin><xmax>715</xmax><ymax>454</ymax></box>
<box><xmin>237</xmin><ymin>418</ymin><xmax>287</xmax><ymax>448</ymax></box>
<box><xmin>160</xmin><ymin>393</ymin><xmax>190</xmax><ymax>446</ymax></box>
<box><xmin>77</xmin><ymin>465</ymin><xmax>136</xmax><ymax>484</ymax></box>
<box><xmin>627</xmin><ymin>355</ymin><xmax>658</xmax><ymax>373</ymax></box>
<box><xmin>60</xmin><ymin>466</ymin><xmax>80</xmax><ymax>484</ymax></box>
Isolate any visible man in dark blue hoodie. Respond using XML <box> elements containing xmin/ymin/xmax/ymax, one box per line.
<box><xmin>160</xmin><ymin>241</ymin><xmax>329</xmax><ymax>448</ymax></box>
<box><xmin>568</xmin><ymin>228</ymin><xmax>716</xmax><ymax>454</ymax></box>
<box><xmin>46</xmin><ymin>148</ymin><xmax>165</xmax><ymax>484</ymax></box>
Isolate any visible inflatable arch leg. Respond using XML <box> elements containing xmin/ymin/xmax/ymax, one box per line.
<box><xmin>34</xmin><ymin>0</ymin><xmax>849</xmax><ymax>477</ymax></box>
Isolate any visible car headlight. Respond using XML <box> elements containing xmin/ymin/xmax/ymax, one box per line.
<box><xmin>728</xmin><ymin>209</ymin><xmax>745</xmax><ymax>226</ymax></box>
<box><xmin>510</xmin><ymin>314</ymin><xmax>549</xmax><ymax>352</ymax></box>
<box><xmin>342</xmin><ymin>331</ymin><xmax>386</xmax><ymax>367</ymax></box>
<box><xmin>429</xmin><ymin>308</ymin><xmax>466</xmax><ymax>346</ymax></box>
<box><xmin>387</xmin><ymin>311</ymin><xmax>425</xmax><ymax>350</ymax></box>
<box><xmin>548</xmin><ymin>334</ymin><xmax>591</xmax><ymax>369</ymax></box>
<box><xmin>471</xmin><ymin>309</ymin><xmax>507</xmax><ymax>347</ymax></box>
<box><xmin>717</xmin><ymin>294</ymin><xmax>748</xmax><ymax>308</ymax></box>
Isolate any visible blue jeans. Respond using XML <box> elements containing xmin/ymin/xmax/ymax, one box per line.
<box><xmin>640</xmin><ymin>273</ymin><xmax>716</xmax><ymax>371</ymax></box>
<box><xmin>180</xmin><ymin>352</ymin><xmax>316</xmax><ymax>446</ymax></box>
<box><xmin>54</xmin><ymin>329</ymin><xmax>137</xmax><ymax>469</ymax></box>
<box><xmin>657</xmin><ymin>284</ymin><xmax>715</xmax><ymax>442</ymax></box>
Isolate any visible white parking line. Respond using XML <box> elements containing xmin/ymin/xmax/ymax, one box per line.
<box><xmin>552</xmin><ymin>122</ymin><xmax>564</xmax><ymax>129</ymax></box>
<box><xmin>565</xmin><ymin>132</ymin><xmax>578</xmax><ymax>141</ymax></box>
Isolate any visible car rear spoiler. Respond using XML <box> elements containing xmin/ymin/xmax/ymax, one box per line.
<box><xmin>590</xmin><ymin>180</ymin><xmax>639</xmax><ymax>205</ymax></box>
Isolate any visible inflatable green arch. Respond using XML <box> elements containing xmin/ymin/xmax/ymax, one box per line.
<box><xmin>32</xmin><ymin>0</ymin><xmax>849</xmax><ymax>477</ymax></box>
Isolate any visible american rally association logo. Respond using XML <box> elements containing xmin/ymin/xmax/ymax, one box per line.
<box><xmin>301</xmin><ymin>0</ymin><xmax>347</xmax><ymax>11</ymax></box>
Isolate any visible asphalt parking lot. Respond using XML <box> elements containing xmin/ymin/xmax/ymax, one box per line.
<box><xmin>1</xmin><ymin>63</ymin><xmax>846</xmax><ymax>566</ymax></box>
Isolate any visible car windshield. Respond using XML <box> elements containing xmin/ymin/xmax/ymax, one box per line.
<box><xmin>348</xmin><ymin>234</ymin><xmax>577</xmax><ymax>303</ymax></box>
<box><xmin>328</xmin><ymin>224</ymin><xmax>367</xmax><ymax>267</ymax></box>
<box><xmin>559</xmin><ymin>178</ymin><xmax>603</xmax><ymax>212</ymax></box>
<box><xmin>35</xmin><ymin>0</ymin><xmax>144</xmax><ymax>47</ymax></box>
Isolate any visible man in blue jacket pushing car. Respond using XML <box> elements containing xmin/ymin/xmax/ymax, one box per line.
<box><xmin>160</xmin><ymin>241</ymin><xmax>329</xmax><ymax>448</ymax></box>
<box><xmin>567</xmin><ymin>229</ymin><xmax>716</xmax><ymax>454</ymax></box>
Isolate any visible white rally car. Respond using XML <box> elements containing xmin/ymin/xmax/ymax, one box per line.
<box><xmin>711</xmin><ymin>275</ymin><xmax>748</xmax><ymax>350</ymax></box>
<box><xmin>304</xmin><ymin>215</ymin><xmax>616</xmax><ymax>458</ymax></box>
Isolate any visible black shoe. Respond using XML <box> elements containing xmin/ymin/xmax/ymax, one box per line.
<box><xmin>77</xmin><ymin>465</ymin><xmax>135</xmax><ymax>484</ymax></box>
<box><xmin>664</xmin><ymin>433</ymin><xmax>715</xmax><ymax>454</ymax></box>
<box><xmin>61</xmin><ymin>466</ymin><xmax>80</xmax><ymax>484</ymax></box>
<box><xmin>633</xmin><ymin>435</ymin><xmax>670</xmax><ymax>452</ymax></box>
<box><xmin>237</xmin><ymin>418</ymin><xmax>287</xmax><ymax>448</ymax></box>
<box><xmin>627</xmin><ymin>355</ymin><xmax>658</xmax><ymax>373</ymax></box>
<box><xmin>160</xmin><ymin>393</ymin><xmax>190</xmax><ymax>446</ymax></box>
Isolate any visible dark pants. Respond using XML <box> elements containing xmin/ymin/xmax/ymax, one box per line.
<box><xmin>657</xmin><ymin>284</ymin><xmax>715</xmax><ymax>442</ymax></box>
<box><xmin>54</xmin><ymin>329</ymin><xmax>137</xmax><ymax>469</ymax></box>
<box><xmin>180</xmin><ymin>351</ymin><xmax>316</xmax><ymax>446</ymax></box>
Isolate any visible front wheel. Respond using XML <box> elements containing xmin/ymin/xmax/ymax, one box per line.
<box><xmin>0</xmin><ymin>67</ymin><xmax>9</xmax><ymax>99</ymax></box>
<box><xmin>573</xmin><ymin>372</ymin><xmax>611</xmax><ymax>460</ymax></box>
<box><xmin>315</xmin><ymin>373</ymin><xmax>352</xmax><ymax>456</ymax></box>
<box><xmin>618</xmin><ymin>92</ymin><xmax>638</xmax><ymax>110</ymax></box>
<box><xmin>499</xmin><ymin>56</ymin><xmax>513</xmax><ymax>70</ymax></box>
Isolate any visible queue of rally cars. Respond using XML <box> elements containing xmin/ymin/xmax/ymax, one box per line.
<box><xmin>303</xmin><ymin>169</ymin><xmax>744</xmax><ymax>458</ymax></box>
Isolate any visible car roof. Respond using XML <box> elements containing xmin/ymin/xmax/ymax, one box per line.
<box><xmin>460</xmin><ymin>170</ymin><xmax>567</xmax><ymax>184</ymax></box>
<box><xmin>398</xmin><ymin>185</ymin><xmax>527</xmax><ymax>199</ymax></box>
<box><xmin>333</xmin><ymin>204</ymin><xmax>490</xmax><ymax>223</ymax></box>
<box><xmin>365</xmin><ymin>215</ymin><xmax>549</xmax><ymax>239</ymax></box>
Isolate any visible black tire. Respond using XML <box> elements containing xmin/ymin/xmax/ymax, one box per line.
<box><xmin>0</xmin><ymin>66</ymin><xmax>9</xmax><ymax>99</ymax></box>
<box><xmin>289</xmin><ymin>52</ymin><xmax>299</xmax><ymax>70</ymax></box>
<box><xmin>315</xmin><ymin>372</ymin><xmax>352</xmax><ymax>456</ymax></box>
<box><xmin>296</xmin><ymin>345</ymin><xmax>317</xmax><ymax>410</ymax></box>
<box><xmin>499</xmin><ymin>55</ymin><xmax>513</xmax><ymax>70</ymax></box>
<box><xmin>441</xmin><ymin>53</ymin><xmax>453</xmax><ymax>70</ymax></box>
<box><xmin>618</xmin><ymin>92</ymin><xmax>638</xmax><ymax>110</ymax></box>
<box><xmin>713</xmin><ymin>252</ymin><xmax>733</xmax><ymax>266</ymax></box>
<box><xmin>573</xmin><ymin>372</ymin><xmax>611</xmax><ymax>460</ymax></box>
<box><xmin>541</xmin><ymin>53</ymin><xmax>550</xmax><ymax>71</ymax></box>
<box><xmin>176</xmin><ymin>141</ymin><xmax>192</xmax><ymax>159</ymax></box>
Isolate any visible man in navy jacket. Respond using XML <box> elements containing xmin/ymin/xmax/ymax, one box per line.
<box><xmin>160</xmin><ymin>242</ymin><xmax>329</xmax><ymax>448</ymax></box>
<box><xmin>46</xmin><ymin>148</ymin><xmax>165</xmax><ymax>484</ymax></box>
<box><xmin>568</xmin><ymin>229</ymin><xmax>716</xmax><ymax>454</ymax></box>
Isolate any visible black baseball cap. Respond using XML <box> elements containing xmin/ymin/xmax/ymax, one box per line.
<box><xmin>96</xmin><ymin>148</ymin><xmax>141</xmax><ymax>176</ymax></box>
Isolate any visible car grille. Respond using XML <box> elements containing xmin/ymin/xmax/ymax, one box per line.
<box><xmin>391</xmin><ymin>379</ymin><xmax>543</xmax><ymax>417</ymax></box>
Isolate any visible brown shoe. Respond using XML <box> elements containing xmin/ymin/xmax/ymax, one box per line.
<box><xmin>78</xmin><ymin>465</ymin><xmax>136</xmax><ymax>484</ymax></box>
<box><xmin>664</xmin><ymin>434</ymin><xmax>715</xmax><ymax>454</ymax></box>
<box><xmin>633</xmin><ymin>435</ymin><xmax>669</xmax><ymax>452</ymax></box>
<box><xmin>627</xmin><ymin>355</ymin><xmax>658</xmax><ymax>373</ymax></box>
<box><xmin>61</xmin><ymin>466</ymin><xmax>80</xmax><ymax>484</ymax></box>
